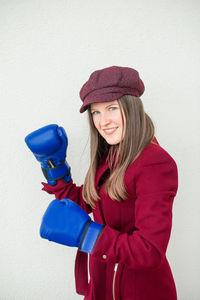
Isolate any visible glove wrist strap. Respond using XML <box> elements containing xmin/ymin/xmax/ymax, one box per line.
<box><xmin>41</xmin><ymin>160</ymin><xmax>71</xmax><ymax>184</ymax></box>
<box><xmin>79</xmin><ymin>221</ymin><xmax>104</xmax><ymax>254</ymax></box>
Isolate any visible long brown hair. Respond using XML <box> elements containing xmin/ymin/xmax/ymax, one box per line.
<box><xmin>82</xmin><ymin>95</ymin><xmax>155</xmax><ymax>208</ymax></box>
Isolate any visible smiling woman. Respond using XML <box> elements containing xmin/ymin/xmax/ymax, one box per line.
<box><xmin>84</xmin><ymin>92</ymin><xmax>155</xmax><ymax>208</ymax></box>
<box><xmin>90</xmin><ymin>100</ymin><xmax>124</xmax><ymax>145</ymax></box>
<box><xmin>34</xmin><ymin>66</ymin><xmax>178</xmax><ymax>300</ymax></box>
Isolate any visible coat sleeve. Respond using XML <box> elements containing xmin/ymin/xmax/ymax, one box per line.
<box><xmin>91</xmin><ymin>147</ymin><xmax>178</xmax><ymax>269</ymax></box>
<box><xmin>41</xmin><ymin>179</ymin><xmax>92</xmax><ymax>214</ymax></box>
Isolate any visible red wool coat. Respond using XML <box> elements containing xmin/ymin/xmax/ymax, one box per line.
<box><xmin>42</xmin><ymin>138</ymin><xmax>178</xmax><ymax>300</ymax></box>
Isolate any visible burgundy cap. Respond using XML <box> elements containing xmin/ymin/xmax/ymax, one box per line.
<box><xmin>79</xmin><ymin>66</ymin><xmax>145</xmax><ymax>113</ymax></box>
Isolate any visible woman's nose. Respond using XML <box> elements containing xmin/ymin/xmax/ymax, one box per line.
<box><xmin>99</xmin><ymin>113</ymin><xmax>110</xmax><ymax>127</ymax></box>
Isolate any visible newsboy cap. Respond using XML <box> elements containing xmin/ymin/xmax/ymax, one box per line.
<box><xmin>79</xmin><ymin>66</ymin><xmax>145</xmax><ymax>113</ymax></box>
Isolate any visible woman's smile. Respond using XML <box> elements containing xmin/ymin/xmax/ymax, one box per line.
<box><xmin>103</xmin><ymin>127</ymin><xmax>119</xmax><ymax>135</ymax></box>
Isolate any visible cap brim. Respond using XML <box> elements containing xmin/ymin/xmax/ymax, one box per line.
<box><xmin>79</xmin><ymin>92</ymin><xmax>124</xmax><ymax>113</ymax></box>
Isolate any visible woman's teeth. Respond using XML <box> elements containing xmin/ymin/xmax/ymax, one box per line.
<box><xmin>104</xmin><ymin>127</ymin><xmax>118</xmax><ymax>134</ymax></box>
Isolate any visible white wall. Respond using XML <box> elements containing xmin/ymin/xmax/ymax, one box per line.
<box><xmin>0</xmin><ymin>0</ymin><xmax>199</xmax><ymax>299</ymax></box>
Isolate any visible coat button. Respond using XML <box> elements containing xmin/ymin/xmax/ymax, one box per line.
<box><xmin>102</xmin><ymin>254</ymin><xmax>107</xmax><ymax>259</ymax></box>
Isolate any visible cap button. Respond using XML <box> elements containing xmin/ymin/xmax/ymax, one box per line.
<box><xmin>102</xmin><ymin>254</ymin><xmax>107</xmax><ymax>260</ymax></box>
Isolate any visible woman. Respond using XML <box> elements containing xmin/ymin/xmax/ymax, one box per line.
<box><xmin>26</xmin><ymin>66</ymin><xmax>178</xmax><ymax>300</ymax></box>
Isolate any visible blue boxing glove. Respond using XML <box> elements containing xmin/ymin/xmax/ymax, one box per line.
<box><xmin>25</xmin><ymin>124</ymin><xmax>71</xmax><ymax>185</ymax></box>
<box><xmin>40</xmin><ymin>199</ymin><xmax>104</xmax><ymax>253</ymax></box>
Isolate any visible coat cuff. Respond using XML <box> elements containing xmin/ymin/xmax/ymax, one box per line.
<box><xmin>91</xmin><ymin>226</ymin><xmax>120</xmax><ymax>263</ymax></box>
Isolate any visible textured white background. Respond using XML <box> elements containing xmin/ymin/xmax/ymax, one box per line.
<box><xmin>0</xmin><ymin>0</ymin><xmax>199</xmax><ymax>299</ymax></box>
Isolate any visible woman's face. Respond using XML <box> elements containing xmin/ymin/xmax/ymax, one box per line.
<box><xmin>90</xmin><ymin>100</ymin><xmax>125</xmax><ymax>145</ymax></box>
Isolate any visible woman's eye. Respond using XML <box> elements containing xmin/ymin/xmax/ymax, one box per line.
<box><xmin>109</xmin><ymin>106</ymin><xmax>117</xmax><ymax>111</ymax></box>
<box><xmin>91</xmin><ymin>111</ymin><xmax>100</xmax><ymax>115</ymax></box>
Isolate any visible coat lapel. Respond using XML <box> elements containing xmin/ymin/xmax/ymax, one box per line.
<box><xmin>93</xmin><ymin>155</ymin><xmax>110</xmax><ymax>225</ymax></box>
<box><xmin>95</xmin><ymin>155</ymin><xmax>110</xmax><ymax>191</ymax></box>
